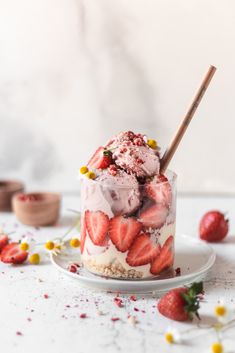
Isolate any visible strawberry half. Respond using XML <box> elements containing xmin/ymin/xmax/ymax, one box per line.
<box><xmin>150</xmin><ymin>235</ymin><xmax>174</xmax><ymax>275</ymax></box>
<box><xmin>109</xmin><ymin>215</ymin><xmax>142</xmax><ymax>252</ymax></box>
<box><xmin>0</xmin><ymin>234</ymin><xmax>9</xmax><ymax>252</ymax></box>
<box><xmin>85</xmin><ymin>210</ymin><xmax>109</xmax><ymax>246</ymax></box>
<box><xmin>87</xmin><ymin>147</ymin><xmax>112</xmax><ymax>169</ymax></box>
<box><xmin>157</xmin><ymin>282</ymin><xmax>203</xmax><ymax>321</ymax></box>
<box><xmin>139</xmin><ymin>204</ymin><xmax>169</xmax><ymax>228</ymax></box>
<box><xmin>1</xmin><ymin>242</ymin><xmax>28</xmax><ymax>264</ymax></box>
<box><xmin>126</xmin><ymin>233</ymin><xmax>161</xmax><ymax>266</ymax></box>
<box><xmin>145</xmin><ymin>174</ymin><xmax>172</xmax><ymax>207</ymax></box>
<box><xmin>80</xmin><ymin>216</ymin><xmax>87</xmax><ymax>254</ymax></box>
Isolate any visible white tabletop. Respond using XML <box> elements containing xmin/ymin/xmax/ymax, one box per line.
<box><xmin>1</xmin><ymin>195</ymin><xmax>235</xmax><ymax>353</ymax></box>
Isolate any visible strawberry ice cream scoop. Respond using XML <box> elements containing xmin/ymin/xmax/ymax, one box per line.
<box><xmin>106</xmin><ymin>131</ymin><xmax>160</xmax><ymax>178</ymax></box>
<box><xmin>112</xmin><ymin>145</ymin><xmax>160</xmax><ymax>178</ymax></box>
<box><xmin>96</xmin><ymin>169</ymin><xmax>140</xmax><ymax>216</ymax></box>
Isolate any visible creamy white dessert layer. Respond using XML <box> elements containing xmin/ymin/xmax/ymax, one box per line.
<box><xmin>82</xmin><ymin>222</ymin><xmax>175</xmax><ymax>278</ymax></box>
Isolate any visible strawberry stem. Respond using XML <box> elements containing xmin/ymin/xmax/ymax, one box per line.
<box><xmin>103</xmin><ymin>150</ymin><xmax>112</xmax><ymax>157</ymax></box>
<box><xmin>181</xmin><ymin>282</ymin><xmax>204</xmax><ymax>320</ymax></box>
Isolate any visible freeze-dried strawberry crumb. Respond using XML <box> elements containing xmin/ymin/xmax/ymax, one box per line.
<box><xmin>114</xmin><ymin>297</ymin><xmax>123</xmax><ymax>308</ymax></box>
<box><xmin>80</xmin><ymin>313</ymin><xmax>87</xmax><ymax>318</ymax></box>
<box><xmin>175</xmin><ymin>267</ymin><xmax>181</xmax><ymax>276</ymax></box>
<box><xmin>16</xmin><ymin>331</ymin><xmax>22</xmax><ymax>336</ymax></box>
<box><xmin>111</xmin><ymin>317</ymin><xmax>120</xmax><ymax>322</ymax></box>
<box><xmin>129</xmin><ymin>295</ymin><xmax>137</xmax><ymax>301</ymax></box>
<box><xmin>68</xmin><ymin>264</ymin><xmax>77</xmax><ymax>273</ymax></box>
<box><xmin>43</xmin><ymin>294</ymin><xmax>49</xmax><ymax>299</ymax></box>
<box><xmin>134</xmin><ymin>307</ymin><xmax>139</xmax><ymax>312</ymax></box>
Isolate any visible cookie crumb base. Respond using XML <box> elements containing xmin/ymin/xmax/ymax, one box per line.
<box><xmin>83</xmin><ymin>260</ymin><xmax>144</xmax><ymax>279</ymax></box>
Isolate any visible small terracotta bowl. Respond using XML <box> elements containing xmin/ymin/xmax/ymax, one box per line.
<box><xmin>12</xmin><ymin>192</ymin><xmax>61</xmax><ymax>226</ymax></box>
<box><xmin>0</xmin><ymin>180</ymin><xmax>24</xmax><ymax>212</ymax></box>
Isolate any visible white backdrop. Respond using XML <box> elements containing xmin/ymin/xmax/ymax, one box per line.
<box><xmin>0</xmin><ymin>0</ymin><xmax>234</xmax><ymax>194</ymax></box>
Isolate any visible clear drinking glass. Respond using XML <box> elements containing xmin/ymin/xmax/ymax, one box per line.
<box><xmin>80</xmin><ymin>170</ymin><xmax>177</xmax><ymax>280</ymax></box>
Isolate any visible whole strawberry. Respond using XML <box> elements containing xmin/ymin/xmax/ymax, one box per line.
<box><xmin>199</xmin><ymin>211</ymin><xmax>229</xmax><ymax>242</ymax></box>
<box><xmin>157</xmin><ymin>282</ymin><xmax>203</xmax><ymax>321</ymax></box>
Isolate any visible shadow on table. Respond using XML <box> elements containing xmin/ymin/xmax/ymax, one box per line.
<box><xmin>222</xmin><ymin>235</ymin><xmax>235</xmax><ymax>244</ymax></box>
<box><xmin>57</xmin><ymin>214</ymin><xmax>79</xmax><ymax>228</ymax></box>
<box><xmin>199</xmin><ymin>314</ymin><xmax>217</xmax><ymax>326</ymax></box>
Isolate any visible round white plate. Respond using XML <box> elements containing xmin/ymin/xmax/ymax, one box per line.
<box><xmin>50</xmin><ymin>234</ymin><xmax>215</xmax><ymax>294</ymax></box>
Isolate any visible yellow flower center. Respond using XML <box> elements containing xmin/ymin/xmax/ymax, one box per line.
<box><xmin>165</xmin><ymin>332</ymin><xmax>174</xmax><ymax>344</ymax></box>
<box><xmin>215</xmin><ymin>305</ymin><xmax>227</xmax><ymax>317</ymax></box>
<box><xmin>211</xmin><ymin>342</ymin><xmax>223</xmax><ymax>353</ymax></box>
<box><xmin>45</xmin><ymin>241</ymin><xmax>55</xmax><ymax>250</ymax></box>
<box><xmin>29</xmin><ymin>253</ymin><xmax>40</xmax><ymax>265</ymax></box>
<box><xmin>80</xmin><ymin>166</ymin><xmax>89</xmax><ymax>174</ymax></box>
<box><xmin>70</xmin><ymin>238</ymin><xmax>81</xmax><ymax>248</ymax></box>
<box><xmin>86</xmin><ymin>171</ymin><xmax>96</xmax><ymax>179</ymax></box>
<box><xmin>20</xmin><ymin>242</ymin><xmax>29</xmax><ymax>251</ymax></box>
<box><xmin>147</xmin><ymin>139</ymin><xmax>157</xmax><ymax>149</ymax></box>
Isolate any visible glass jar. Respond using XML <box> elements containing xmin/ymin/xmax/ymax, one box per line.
<box><xmin>80</xmin><ymin>170</ymin><xmax>177</xmax><ymax>280</ymax></box>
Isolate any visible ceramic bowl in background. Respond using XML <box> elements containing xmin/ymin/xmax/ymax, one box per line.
<box><xmin>0</xmin><ymin>180</ymin><xmax>24</xmax><ymax>212</ymax></box>
<box><xmin>12</xmin><ymin>192</ymin><xmax>61</xmax><ymax>226</ymax></box>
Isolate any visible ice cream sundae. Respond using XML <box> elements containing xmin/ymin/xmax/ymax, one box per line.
<box><xmin>79</xmin><ymin>131</ymin><xmax>176</xmax><ymax>279</ymax></box>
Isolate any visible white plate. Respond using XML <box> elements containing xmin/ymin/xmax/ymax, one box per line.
<box><xmin>50</xmin><ymin>234</ymin><xmax>216</xmax><ymax>294</ymax></box>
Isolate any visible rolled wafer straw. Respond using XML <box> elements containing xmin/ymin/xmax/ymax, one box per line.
<box><xmin>160</xmin><ymin>65</ymin><xmax>217</xmax><ymax>173</ymax></box>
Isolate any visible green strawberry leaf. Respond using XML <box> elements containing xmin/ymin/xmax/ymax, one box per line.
<box><xmin>190</xmin><ymin>282</ymin><xmax>203</xmax><ymax>296</ymax></box>
<box><xmin>181</xmin><ymin>282</ymin><xmax>203</xmax><ymax>320</ymax></box>
<box><xmin>103</xmin><ymin>150</ymin><xmax>112</xmax><ymax>157</ymax></box>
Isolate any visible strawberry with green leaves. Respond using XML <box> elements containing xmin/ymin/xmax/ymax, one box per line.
<box><xmin>87</xmin><ymin>147</ymin><xmax>112</xmax><ymax>169</ymax></box>
<box><xmin>157</xmin><ymin>282</ymin><xmax>203</xmax><ymax>321</ymax></box>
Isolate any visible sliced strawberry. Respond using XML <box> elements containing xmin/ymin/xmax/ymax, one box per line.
<box><xmin>145</xmin><ymin>174</ymin><xmax>172</xmax><ymax>207</ymax></box>
<box><xmin>87</xmin><ymin>147</ymin><xmax>112</xmax><ymax>169</ymax></box>
<box><xmin>139</xmin><ymin>204</ymin><xmax>168</xmax><ymax>228</ymax></box>
<box><xmin>0</xmin><ymin>234</ymin><xmax>9</xmax><ymax>252</ymax></box>
<box><xmin>85</xmin><ymin>210</ymin><xmax>109</xmax><ymax>246</ymax></box>
<box><xmin>80</xmin><ymin>216</ymin><xmax>87</xmax><ymax>254</ymax></box>
<box><xmin>1</xmin><ymin>242</ymin><xmax>28</xmax><ymax>264</ymax></box>
<box><xmin>101</xmin><ymin>236</ymin><xmax>110</xmax><ymax>247</ymax></box>
<box><xmin>109</xmin><ymin>216</ymin><xmax>142</xmax><ymax>252</ymax></box>
<box><xmin>150</xmin><ymin>235</ymin><xmax>174</xmax><ymax>275</ymax></box>
<box><xmin>126</xmin><ymin>233</ymin><xmax>161</xmax><ymax>266</ymax></box>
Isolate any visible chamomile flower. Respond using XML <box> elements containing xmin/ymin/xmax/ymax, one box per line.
<box><xmin>214</xmin><ymin>299</ymin><xmax>235</xmax><ymax>324</ymax></box>
<box><xmin>211</xmin><ymin>342</ymin><xmax>224</xmax><ymax>353</ymax></box>
<box><xmin>19</xmin><ymin>236</ymin><xmax>35</xmax><ymax>252</ymax></box>
<box><xmin>45</xmin><ymin>240</ymin><xmax>55</xmax><ymax>251</ymax></box>
<box><xmin>70</xmin><ymin>238</ymin><xmax>81</xmax><ymax>248</ymax></box>
<box><xmin>51</xmin><ymin>239</ymin><xmax>66</xmax><ymax>256</ymax></box>
<box><xmin>29</xmin><ymin>253</ymin><xmax>40</xmax><ymax>264</ymax></box>
<box><xmin>164</xmin><ymin>327</ymin><xmax>181</xmax><ymax>344</ymax></box>
<box><xmin>20</xmin><ymin>242</ymin><xmax>29</xmax><ymax>251</ymax></box>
